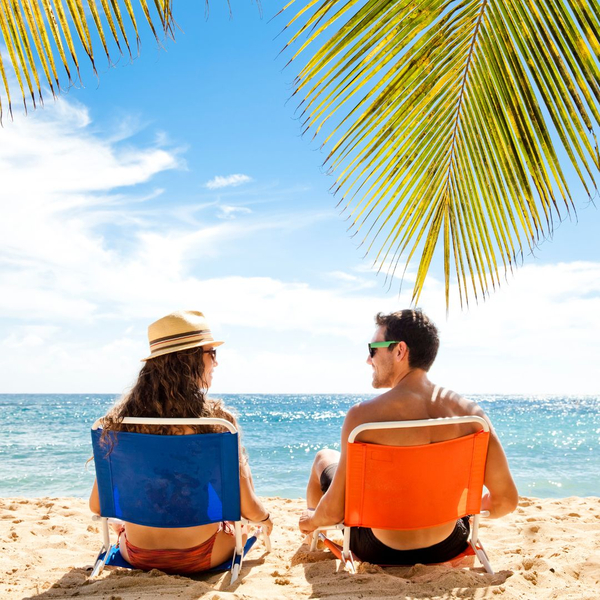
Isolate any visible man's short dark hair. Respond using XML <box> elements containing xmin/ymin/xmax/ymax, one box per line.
<box><xmin>375</xmin><ymin>309</ymin><xmax>439</xmax><ymax>371</ymax></box>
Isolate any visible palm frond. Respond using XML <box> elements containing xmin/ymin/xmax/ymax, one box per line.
<box><xmin>0</xmin><ymin>0</ymin><xmax>177</xmax><ymax>120</ymax></box>
<box><xmin>284</xmin><ymin>0</ymin><xmax>600</xmax><ymax>308</ymax></box>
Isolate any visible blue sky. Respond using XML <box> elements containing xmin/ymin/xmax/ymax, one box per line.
<box><xmin>0</xmin><ymin>2</ymin><xmax>599</xmax><ymax>395</ymax></box>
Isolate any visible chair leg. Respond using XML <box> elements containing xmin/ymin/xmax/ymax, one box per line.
<box><xmin>90</xmin><ymin>517</ymin><xmax>112</xmax><ymax>578</ymax></box>
<box><xmin>90</xmin><ymin>546</ymin><xmax>107</xmax><ymax>578</ymax></box>
<box><xmin>342</xmin><ymin>527</ymin><xmax>351</xmax><ymax>558</ymax></box>
<box><xmin>472</xmin><ymin>541</ymin><xmax>494</xmax><ymax>574</ymax></box>
<box><xmin>310</xmin><ymin>530</ymin><xmax>323</xmax><ymax>552</ymax></box>
<box><xmin>262</xmin><ymin>529</ymin><xmax>272</xmax><ymax>553</ymax></box>
<box><xmin>230</xmin><ymin>555</ymin><xmax>242</xmax><ymax>584</ymax></box>
<box><xmin>230</xmin><ymin>521</ymin><xmax>245</xmax><ymax>585</ymax></box>
<box><xmin>341</xmin><ymin>527</ymin><xmax>356</xmax><ymax>574</ymax></box>
<box><xmin>470</xmin><ymin>515</ymin><xmax>494</xmax><ymax>574</ymax></box>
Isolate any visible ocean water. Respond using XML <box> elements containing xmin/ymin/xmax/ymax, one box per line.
<box><xmin>0</xmin><ymin>394</ymin><xmax>598</xmax><ymax>499</ymax></box>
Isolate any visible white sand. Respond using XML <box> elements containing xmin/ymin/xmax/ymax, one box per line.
<box><xmin>1</xmin><ymin>495</ymin><xmax>599</xmax><ymax>599</ymax></box>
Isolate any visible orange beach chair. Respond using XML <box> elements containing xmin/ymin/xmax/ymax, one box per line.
<box><xmin>310</xmin><ymin>416</ymin><xmax>494</xmax><ymax>574</ymax></box>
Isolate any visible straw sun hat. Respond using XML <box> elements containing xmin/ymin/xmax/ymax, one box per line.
<box><xmin>142</xmin><ymin>310</ymin><xmax>224</xmax><ymax>361</ymax></box>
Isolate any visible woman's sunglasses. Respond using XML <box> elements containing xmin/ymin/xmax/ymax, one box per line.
<box><xmin>203</xmin><ymin>348</ymin><xmax>217</xmax><ymax>360</ymax></box>
<box><xmin>368</xmin><ymin>341</ymin><xmax>401</xmax><ymax>358</ymax></box>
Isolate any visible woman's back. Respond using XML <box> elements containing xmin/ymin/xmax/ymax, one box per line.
<box><xmin>89</xmin><ymin>310</ymin><xmax>273</xmax><ymax>573</ymax></box>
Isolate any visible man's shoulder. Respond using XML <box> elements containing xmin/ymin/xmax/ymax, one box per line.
<box><xmin>432</xmin><ymin>387</ymin><xmax>484</xmax><ymax>415</ymax></box>
<box><xmin>347</xmin><ymin>391</ymin><xmax>390</xmax><ymax>413</ymax></box>
<box><xmin>343</xmin><ymin>398</ymin><xmax>380</xmax><ymax>430</ymax></box>
<box><xmin>351</xmin><ymin>385</ymin><xmax>485</xmax><ymax>420</ymax></box>
<box><xmin>344</xmin><ymin>390</ymin><xmax>404</xmax><ymax>424</ymax></box>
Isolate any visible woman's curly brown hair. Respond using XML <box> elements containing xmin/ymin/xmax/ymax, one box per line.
<box><xmin>100</xmin><ymin>346</ymin><xmax>235</xmax><ymax>449</ymax></box>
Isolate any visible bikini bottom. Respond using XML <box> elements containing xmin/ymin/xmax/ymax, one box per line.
<box><xmin>120</xmin><ymin>522</ymin><xmax>235</xmax><ymax>574</ymax></box>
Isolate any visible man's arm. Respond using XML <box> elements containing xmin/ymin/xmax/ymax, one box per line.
<box><xmin>299</xmin><ymin>406</ymin><xmax>361</xmax><ymax>533</ymax></box>
<box><xmin>481</xmin><ymin>428</ymin><xmax>519</xmax><ymax>517</ymax></box>
<box><xmin>456</xmin><ymin>397</ymin><xmax>519</xmax><ymax>518</ymax></box>
<box><xmin>468</xmin><ymin>402</ymin><xmax>519</xmax><ymax>519</ymax></box>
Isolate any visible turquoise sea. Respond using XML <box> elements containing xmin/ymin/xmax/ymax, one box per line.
<box><xmin>0</xmin><ymin>394</ymin><xmax>598</xmax><ymax>499</ymax></box>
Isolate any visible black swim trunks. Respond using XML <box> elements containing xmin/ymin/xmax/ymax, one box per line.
<box><xmin>349</xmin><ymin>517</ymin><xmax>470</xmax><ymax>565</ymax></box>
<box><xmin>318</xmin><ymin>462</ymin><xmax>470</xmax><ymax>565</ymax></box>
<box><xmin>319</xmin><ymin>463</ymin><xmax>338</xmax><ymax>493</ymax></box>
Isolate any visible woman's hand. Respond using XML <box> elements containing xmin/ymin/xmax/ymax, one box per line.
<box><xmin>260</xmin><ymin>515</ymin><xmax>274</xmax><ymax>536</ymax></box>
<box><xmin>298</xmin><ymin>509</ymin><xmax>316</xmax><ymax>535</ymax></box>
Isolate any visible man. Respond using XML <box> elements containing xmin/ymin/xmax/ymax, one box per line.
<box><xmin>299</xmin><ymin>309</ymin><xmax>518</xmax><ymax>565</ymax></box>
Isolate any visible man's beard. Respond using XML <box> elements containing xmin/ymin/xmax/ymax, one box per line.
<box><xmin>372</xmin><ymin>368</ymin><xmax>390</xmax><ymax>389</ymax></box>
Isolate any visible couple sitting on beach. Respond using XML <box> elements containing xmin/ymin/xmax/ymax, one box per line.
<box><xmin>89</xmin><ymin>309</ymin><xmax>518</xmax><ymax>574</ymax></box>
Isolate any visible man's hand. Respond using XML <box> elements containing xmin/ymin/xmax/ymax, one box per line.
<box><xmin>299</xmin><ymin>509</ymin><xmax>316</xmax><ymax>534</ymax></box>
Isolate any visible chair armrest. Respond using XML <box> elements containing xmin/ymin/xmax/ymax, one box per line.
<box><xmin>242</xmin><ymin>518</ymin><xmax>273</xmax><ymax>553</ymax></box>
<box><xmin>309</xmin><ymin>523</ymin><xmax>344</xmax><ymax>551</ymax></box>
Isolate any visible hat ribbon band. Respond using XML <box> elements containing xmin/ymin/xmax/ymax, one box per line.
<box><xmin>149</xmin><ymin>329</ymin><xmax>212</xmax><ymax>350</ymax></box>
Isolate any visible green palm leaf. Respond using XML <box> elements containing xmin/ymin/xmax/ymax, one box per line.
<box><xmin>0</xmin><ymin>0</ymin><xmax>177</xmax><ymax>120</ymax></box>
<box><xmin>284</xmin><ymin>0</ymin><xmax>600</xmax><ymax>307</ymax></box>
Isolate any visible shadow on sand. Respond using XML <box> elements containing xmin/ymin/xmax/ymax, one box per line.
<box><xmin>291</xmin><ymin>543</ymin><xmax>513</xmax><ymax>599</ymax></box>
<box><xmin>23</xmin><ymin>553</ymin><xmax>270</xmax><ymax>600</ymax></box>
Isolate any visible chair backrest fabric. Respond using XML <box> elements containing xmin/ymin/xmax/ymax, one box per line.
<box><xmin>91</xmin><ymin>428</ymin><xmax>241</xmax><ymax>528</ymax></box>
<box><xmin>344</xmin><ymin>428</ymin><xmax>489</xmax><ymax>530</ymax></box>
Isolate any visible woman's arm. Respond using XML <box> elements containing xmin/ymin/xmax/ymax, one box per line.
<box><xmin>89</xmin><ymin>479</ymin><xmax>101</xmax><ymax>515</ymax></box>
<box><xmin>239</xmin><ymin>459</ymin><xmax>273</xmax><ymax>535</ymax></box>
<box><xmin>219</xmin><ymin>406</ymin><xmax>273</xmax><ymax>534</ymax></box>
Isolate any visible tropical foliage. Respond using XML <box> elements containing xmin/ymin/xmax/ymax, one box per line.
<box><xmin>1</xmin><ymin>0</ymin><xmax>599</xmax><ymax>308</ymax></box>
<box><xmin>0</xmin><ymin>0</ymin><xmax>173</xmax><ymax>118</ymax></box>
<box><xmin>283</xmin><ymin>0</ymin><xmax>600</xmax><ymax>307</ymax></box>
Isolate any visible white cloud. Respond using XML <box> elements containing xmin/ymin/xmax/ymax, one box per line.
<box><xmin>1</xmin><ymin>110</ymin><xmax>178</xmax><ymax>200</ymax></box>
<box><xmin>2</xmin><ymin>325</ymin><xmax>59</xmax><ymax>349</ymax></box>
<box><xmin>0</xmin><ymin>95</ymin><xmax>598</xmax><ymax>396</ymax></box>
<box><xmin>217</xmin><ymin>205</ymin><xmax>253</xmax><ymax>219</ymax></box>
<box><xmin>326</xmin><ymin>270</ymin><xmax>376</xmax><ymax>290</ymax></box>
<box><xmin>1</xmin><ymin>258</ymin><xmax>599</xmax><ymax>394</ymax></box>
<box><xmin>0</xmin><ymin>97</ymin><xmax>183</xmax><ymax>323</ymax></box>
<box><xmin>425</xmin><ymin>262</ymin><xmax>600</xmax><ymax>396</ymax></box>
<box><xmin>329</xmin><ymin>271</ymin><xmax>359</xmax><ymax>282</ymax></box>
<box><xmin>205</xmin><ymin>174</ymin><xmax>252</xmax><ymax>189</ymax></box>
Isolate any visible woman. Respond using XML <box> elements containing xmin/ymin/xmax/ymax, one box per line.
<box><xmin>89</xmin><ymin>310</ymin><xmax>273</xmax><ymax>573</ymax></box>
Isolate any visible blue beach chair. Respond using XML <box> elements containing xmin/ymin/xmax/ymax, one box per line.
<box><xmin>89</xmin><ymin>417</ymin><xmax>271</xmax><ymax>584</ymax></box>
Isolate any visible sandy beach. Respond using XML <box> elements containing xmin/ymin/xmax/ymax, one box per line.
<box><xmin>1</xmin><ymin>495</ymin><xmax>599</xmax><ymax>599</ymax></box>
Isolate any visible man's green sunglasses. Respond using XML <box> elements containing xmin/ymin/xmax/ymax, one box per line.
<box><xmin>368</xmin><ymin>340</ymin><xmax>401</xmax><ymax>358</ymax></box>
